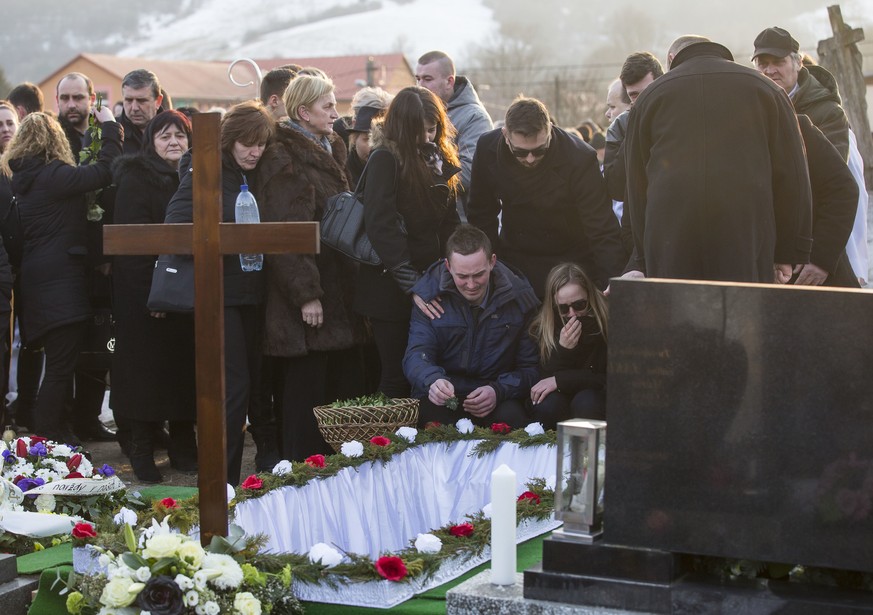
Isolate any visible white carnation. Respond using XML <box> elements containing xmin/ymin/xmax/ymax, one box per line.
<box><xmin>271</xmin><ymin>460</ymin><xmax>293</xmax><ymax>476</ymax></box>
<box><xmin>524</xmin><ymin>422</ymin><xmax>545</xmax><ymax>436</ymax></box>
<box><xmin>113</xmin><ymin>507</ymin><xmax>138</xmax><ymax>526</ymax></box>
<box><xmin>308</xmin><ymin>542</ymin><xmax>343</xmax><ymax>568</ymax></box>
<box><xmin>395</xmin><ymin>426</ymin><xmax>417</xmax><ymax>443</ymax></box>
<box><xmin>340</xmin><ymin>441</ymin><xmax>364</xmax><ymax>458</ymax></box>
<box><xmin>455</xmin><ymin>418</ymin><xmax>475</xmax><ymax>434</ymax></box>
<box><xmin>34</xmin><ymin>494</ymin><xmax>56</xmax><ymax>512</ymax></box>
<box><xmin>414</xmin><ymin>533</ymin><xmax>442</xmax><ymax>554</ymax></box>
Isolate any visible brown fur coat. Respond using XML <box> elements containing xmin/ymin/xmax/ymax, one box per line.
<box><xmin>256</xmin><ymin>123</ymin><xmax>362</xmax><ymax>357</ymax></box>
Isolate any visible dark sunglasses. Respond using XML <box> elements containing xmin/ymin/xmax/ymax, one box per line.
<box><xmin>506</xmin><ymin>139</ymin><xmax>550</xmax><ymax>159</ymax></box>
<box><xmin>557</xmin><ymin>299</ymin><xmax>589</xmax><ymax>315</ymax></box>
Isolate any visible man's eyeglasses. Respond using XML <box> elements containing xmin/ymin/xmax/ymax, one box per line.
<box><xmin>506</xmin><ymin>139</ymin><xmax>550</xmax><ymax>159</ymax></box>
<box><xmin>557</xmin><ymin>299</ymin><xmax>589</xmax><ymax>315</ymax></box>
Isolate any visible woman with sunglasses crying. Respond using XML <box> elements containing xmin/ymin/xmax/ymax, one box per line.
<box><xmin>527</xmin><ymin>263</ymin><xmax>608</xmax><ymax>427</ymax></box>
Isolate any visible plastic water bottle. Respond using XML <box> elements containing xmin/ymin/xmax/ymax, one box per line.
<box><xmin>234</xmin><ymin>184</ymin><xmax>263</xmax><ymax>271</ymax></box>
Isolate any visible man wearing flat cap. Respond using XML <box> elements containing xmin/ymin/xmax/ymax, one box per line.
<box><xmin>752</xmin><ymin>26</ymin><xmax>850</xmax><ymax>160</ymax></box>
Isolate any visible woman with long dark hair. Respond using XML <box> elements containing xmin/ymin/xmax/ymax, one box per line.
<box><xmin>111</xmin><ymin>110</ymin><xmax>196</xmax><ymax>482</ymax></box>
<box><xmin>528</xmin><ymin>262</ymin><xmax>608</xmax><ymax>427</ymax></box>
<box><xmin>165</xmin><ymin>101</ymin><xmax>274</xmax><ymax>485</ymax></box>
<box><xmin>354</xmin><ymin>86</ymin><xmax>461</xmax><ymax>397</ymax></box>
<box><xmin>0</xmin><ymin>109</ymin><xmax>120</xmax><ymax>444</ymax></box>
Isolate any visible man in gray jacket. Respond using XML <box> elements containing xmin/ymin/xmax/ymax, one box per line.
<box><xmin>416</xmin><ymin>50</ymin><xmax>493</xmax><ymax>218</ymax></box>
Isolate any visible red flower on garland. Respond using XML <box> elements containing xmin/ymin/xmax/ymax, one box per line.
<box><xmin>375</xmin><ymin>556</ymin><xmax>408</xmax><ymax>581</ymax></box>
<box><xmin>490</xmin><ymin>423</ymin><xmax>512</xmax><ymax>434</ymax></box>
<box><xmin>66</xmin><ymin>453</ymin><xmax>83</xmax><ymax>471</ymax></box>
<box><xmin>160</xmin><ymin>497</ymin><xmax>179</xmax><ymax>509</ymax></box>
<box><xmin>305</xmin><ymin>454</ymin><xmax>326</xmax><ymax>468</ymax></box>
<box><xmin>29</xmin><ymin>436</ymin><xmax>48</xmax><ymax>445</ymax></box>
<box><xmin>65</xmin><ymin>472</ymin><xmax>84</xmax><ymax>479</ymax></box>
<box><xmin>517</xmin><ymin>491</ymin><xmax>541</xmax><ymax>505</ymax></box>
<box><xmin>424</xmin><ymin>422</ymin><xmax>442</xmax><ymax>429</ymax></box>
<box><xmin>71</xmin><ymin>522</ymin><xmax>97</xmax><ymax>539</ymax></box>
<box><xmin>449</xmin><ymin>522</ymin><xmax>474</xmax><ymax>537</ymax></box>
<box><xmin>241</xmin><ymin>475</ymin><xmax>263</xmax><ymax>490</ymax></box>
<box><xmin>370</xmin><ymin>436</ymin><xmax>391</xmax><ymax>447</ymax></box>
<box><xmin>16</xmin><ymin>440</ymin><xmax>27</xmax><ymax>457</ymax></box>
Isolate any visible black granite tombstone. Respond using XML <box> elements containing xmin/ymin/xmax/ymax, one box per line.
<box><xmin>525</xmin><ymin>278</ymin><xmax>873</xmax><ymax>613</ymax></box>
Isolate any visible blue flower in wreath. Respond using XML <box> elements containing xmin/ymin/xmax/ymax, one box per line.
<box><xmin>16</xmin><ymin>477</ymin><xmax>45</xmax><ymax>495</ymax></box>
<box><xmin>98</xmin><ymin>464</ymin><xmax>115</xmax><ymax>477</ymax></box>
<box><xmin>1</xmin><ymin>449</ymin><xmax>14</xmax><ymax>464</ymax></box>
<box><xmin>28</xmin><ymin>442</ymin><xmax>48</xmax><ymax>457</ymax></box>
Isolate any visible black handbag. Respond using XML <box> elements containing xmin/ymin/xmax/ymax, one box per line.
<box><xmin>322</xmin><ymin>154</ymin><xmax>400</xmax><ymax>266</ymax></box>
<box><xmin>146</xmin><ymin>254</ymin><xmax>194</xmax><ymax>313</ymax></box>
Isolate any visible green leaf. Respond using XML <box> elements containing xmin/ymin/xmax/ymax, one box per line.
<box><xmin>150</xmin><ymin>557</ymin><xmax>177</xmax><ymax>575</ymax></box>
<box><xmin>122</xmin><ymin>552</ymin><xmax>147</xmax><ymax>570</ymax></box>
<box><xmin>123</xmin><ymin>524</ymin><xmax>137</xmax><ymax>553</ymax></box>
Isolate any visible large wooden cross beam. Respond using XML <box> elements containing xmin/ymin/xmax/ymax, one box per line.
<box><xmin>104</xmin><ymin>113</ymin><xmax>319</xmax><ymax>544</ymax></box>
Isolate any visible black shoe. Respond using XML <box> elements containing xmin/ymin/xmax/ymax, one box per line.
<box><xmin>75</xmin><ymin>422</ymin><xmax>117</xmax><ymax>442</ymax></box>
<box><xmin>131</xmin><ymin>455</ymin><xmax>163</xmax><ymax>483</ymax></box>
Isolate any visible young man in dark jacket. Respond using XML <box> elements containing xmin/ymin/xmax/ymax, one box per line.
<box><xmin>403</xmin><ymin>225</ymin><xmax>540</xmax><ymax>428</ymax></box>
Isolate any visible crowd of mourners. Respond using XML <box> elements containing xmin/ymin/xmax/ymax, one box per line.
<box><xmin>0</xmin><ymin>28</ymin><xmax>867</xmax><ymax>485</ymax></box>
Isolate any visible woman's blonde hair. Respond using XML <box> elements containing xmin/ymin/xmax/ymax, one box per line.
<box><xmin>529</xmin><ymin>263</ymin><xmax>608</xmax><ymax>362</ymax></box>
<box><xmin>1</xmin><ymin>112</ymin><xmax>74</xmax><ymax>177</ymax></box>
<box><xmin>283</xmin><ymin>74</ymin><xmax>335</xmax><ymax>122</ymax></box>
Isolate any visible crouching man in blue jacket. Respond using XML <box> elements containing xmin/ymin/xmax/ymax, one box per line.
<box><xmin>403</xmin><ymin>224</ymin><xmax>540</xmax><ymax>428</ymax></box>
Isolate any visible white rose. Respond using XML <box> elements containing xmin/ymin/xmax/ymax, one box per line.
<box><xmin>176</xmin><ymin>539</ymin><xmax>206</xmax><ymax>568</ymax></box>
<box><xmin>134</xmin><ymin>566</ymin><xmax>151</xmax><ymax>583</ymax></box>
<box><xmin>100</xmin><ymin>577</ymin><xmax>144</xmax><ymax>608</ymax></box>
<box><xmin>455</xmin><ymin>418</ymin><xmax>475</xmax><ymax>434</ymax></box>
<box><xmin>113</xmin><ymin>507</ymin><xmax>138</xmax><ymax>526</ymax></box>
<box><xmin>340</xmin><ymin>441</ymin><xmax>364</xmax><ymax>458</ymax></box>
<box><xmin>308</xmin><ymin>542</ymin><xmax>343</xmax><ymax>568</ymax></box>
<box><xmin>34</xmin><ymin>494</ymin><xmax>56</xmax><ymax>512</ymax></box>
<box><xmin>142</xmin><ymin>533</ymin><xmax>183</xmax><ymax>559</ymax></box>
<box><xmin>414</xmin><ymin>533</ymin><xmax>442</xmax><ymax>554</ymax></box>
<box><xmin>482</xmin><ymin>503</ymin><xmax>493</xmax><ymax>519</ymax></box>
<box><xmin>233</xmin><ymin>591</ymin><xmax>262</xmax><ymax>615</ymax></box>
<box><xmin>204</xmin><ymin>600</ymin><xmax>221</xmax><ymax>615</ymax></box>
<box><xmin>395</xmin><ymin>426</ymin><xmax>417</xmax><ymax>443</ymax></box>
<box><xmin>524</xmin><ymin>422</ymin><xmax>545</xmax><ymax>436</ymax></box>
<box><xmin>271</xmin><ymin>460</ymin><xmax>293</xmax><ymax>476</ymax></box>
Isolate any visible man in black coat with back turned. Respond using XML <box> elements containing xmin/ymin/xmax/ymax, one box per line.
<box><xmin>624</xmin><ymin>38</ymin><xmax>813</xmax><ymax>283</ymax></box>
<box><xmin>467</xmin><ymin>97</ymin><xmax>625</xmax><ymax>296</ymax></box>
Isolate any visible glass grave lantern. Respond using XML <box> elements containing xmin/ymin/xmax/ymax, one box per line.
<box><xmin>553</xmin><ymin>419</ymin><xmax>606</xmax><ymax>543</ymax></box>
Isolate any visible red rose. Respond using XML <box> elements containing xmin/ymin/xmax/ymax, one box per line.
<box><xmin>375</xmin><ymin>556</ymin><xmax>408</xmax><ymax>581</ymax></box>
<box><xmin>449</xmin><ymin>522</ymin><xmax>474</xmax><ymax>537</ymax></box>
<box><xmin>160</xmin><ymin>497</ymin><xmax>179</xmax><ymax>509</ymax></box>
<box><xmin>29</xmin><ymin>436</ymin><xmax>48</xmax><ymax>445</ymax></box>
<box><xmin>65</xmin><ymin>472</ymin><xmax>84</xmax><ymax>479</ymax></box>
<box><xmin>66</xmin><ymin>454</ymin><xmax>83</xmax><ymax>471</ymax></box>
<box><xmin>305</xmin><ymin>454</ymin><xmax>326</xmax><ymax>468</ymax></box>
<box><xmin>491</xmin><ymin>423</ymin><xmax>512</xmax><ymax>434</ymax></box>
<box><xmin>424</xmin><ymin>422</ymin><xmax>442</xmax><ymax>429</ymax></box>
<box><xmin>517</xmin><ymin>491</ymin><xmax>541</xmax><ymax>505</ymax></box>
<box><xmin>16</xmin><ymin>440</ymin><xmax>27</xmax><ymax>457</ymax></box>
<box><xmin>241</xmin><ymin>475</ymin><xmax>263</xmax><ymax>490</ymax></box>
<box><xmin>370</xmin><ymin>436</ymin><xmax>391</xmax><ymax>447</ymax></box>
<box><xmin>71</xmin><ymin>522</ymin><xmax>97</xmax><ymax>539</ymax></box>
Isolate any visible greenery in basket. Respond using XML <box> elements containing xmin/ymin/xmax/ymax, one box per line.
<box><xmin>328</xmin><ymin>392</ymin><xmax>404</xmax><ymax>408</ymax></box>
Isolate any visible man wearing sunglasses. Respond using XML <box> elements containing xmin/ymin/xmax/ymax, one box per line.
<box><xmin>466</xmin><ymin>97</ymin><xmax>625</xmax><ymax>298</ymax></box>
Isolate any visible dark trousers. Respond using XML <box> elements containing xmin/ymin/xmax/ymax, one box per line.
<box><xmin>528</xmin><ymin>389</ymin><xmax>606</xmax><ymax>429</ymax></box>
<box><xmin>370</xmin><ymin>318</ymin><xmax>411</xmax><ymax>398</ymax></box>
<box><xmin>71</xmin><ymin>368</ymin><xmax>108</xmax><ymax>430</ymax></box>
<box><xmin>32</xmin><ymin>322</ymin><xmax>85</xmax><ymax>440</ymax></box>
<box><xmin>417</xmin><ymin>397</ymin><xmax>529</xmax><ymax>429</ymax></box>
<box><xmin>130</xmin><ymin>418</ymin><xmax>196</xmax><ymax>462</ymax></box>
<box><xmin>278</xmin><ymin>351</ymin><xmax>333</xmax><ymax>461</ymax></box>
<box><xmin>15</xmin><ymin>341</ymin><xmax>43</xmax><ymax>429</ymax></box>
<box><xmin>225</xmin><ymin>305</ymin><xmax>263</xmax><ymax>486</ymax></box>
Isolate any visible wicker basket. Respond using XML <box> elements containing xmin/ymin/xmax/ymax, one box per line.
<box><xmin>313</xmin><ymin>398</ymin><xmax>419</xmax><ymax>453</ymax></box>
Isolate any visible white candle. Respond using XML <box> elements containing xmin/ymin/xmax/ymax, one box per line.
<box><xmin>490</xmin><ymin>463</ymin><xmax>517</xmax><ymax>585</ymax></box>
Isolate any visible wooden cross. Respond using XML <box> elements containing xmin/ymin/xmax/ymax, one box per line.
<box><xmin>817</xmin><ymin>4</ymin><xmax>873</xmax><ymax>184</ymax></box>
<box><xmin>104</xmin><ymin>113</ymin><xmax>319</xmax><ymax>544</ymax></box>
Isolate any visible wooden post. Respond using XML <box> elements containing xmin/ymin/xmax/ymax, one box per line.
<box><xmin>103</xmin><ymin>112</ymin><xmax>320</xmax><ymax>546</ymax></box>
<box><xmin>817</xmin><ymin>4</ymin><xmax>873</xmax><ymax>185</ymax></box>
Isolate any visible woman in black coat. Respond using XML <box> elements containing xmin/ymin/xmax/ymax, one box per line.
<box><xmin>111</xmin><ymin>110</ymin><xmax>196</xmax><ymax>482</ymax></box>
<box><xmin>527</xmin><ymin>263</ymin><xmax>608</xmax><ymax>428</ymax></box>
<box><xmin>165</xmin><ymin>101</ymin><xmax>274</xmax><ymax>486</ymax></box>
<box><xmin>0</xmin><ymin>108</ymin><xmax>120</xmax><ymax>444</ymax></box>
<box><xmin>354</xmin><ymin>86</ymin><xmax>461</xmax><ymax>397</ymax></box>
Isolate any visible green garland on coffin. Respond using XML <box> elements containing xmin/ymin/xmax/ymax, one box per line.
<box><xmin>232</xmin><ymin>423</ymin><xmax>556</xmax><ymax>506</ymax></box>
